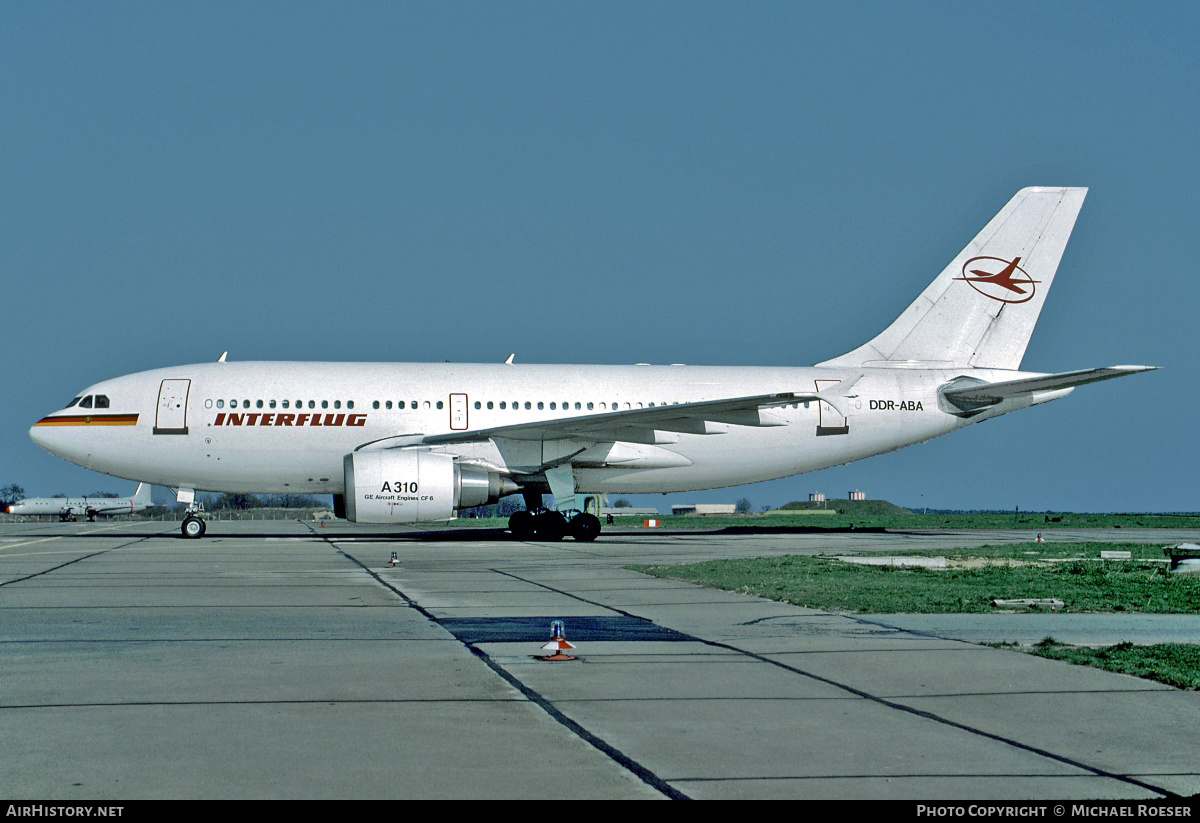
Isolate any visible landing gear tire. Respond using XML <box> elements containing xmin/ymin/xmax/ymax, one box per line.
<box><xmin>508</xmin><ymin>510</ymin><xmax>536</xmax><ymax>540</ymax></box>
<box><xmin>533</xmin><ymin>510</ymin><xmax>567</xmax><ymax>541</ymax></box>
<box><xmin>569</xmin><ymin>512</ymin><xmax>601</xmax><ymax>542</ymax></box>
<box><xmin>181</xmin><ymin>516</ymin><xmax>206</xmax><ymax>539</ymax></box>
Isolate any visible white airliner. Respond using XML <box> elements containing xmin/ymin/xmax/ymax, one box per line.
<box><xmin>30</xmin><ymin>187</ymin><xmax>1155</xmax><ymax>540</ymax></box>
<box><xmin>6</xmin><ymin>483</ymin><xmax>154</xmax><ymax>521</ymax></box>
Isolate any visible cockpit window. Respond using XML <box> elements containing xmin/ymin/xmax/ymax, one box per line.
<box><xmin>66</xmin><ymin>397</ymin><xmax>81</xmax><ymax>409</ymax></box>
<box><xmin>79</xmin><ymin>396</ymin><xmax>93</xmax><ymax>409</ymax></box>
<box><xmin>95</xmin><ymin>395</ymin><xmax>110</xmax><ymax>409</ymax></box>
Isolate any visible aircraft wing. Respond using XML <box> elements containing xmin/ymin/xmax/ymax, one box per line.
<box><xmin>940</xmin><ymin>365</ymin><xmax>1157</xmax><ymax>410</ymax></box>
<box><xmin>421</xmin><ymin>391</ymin><xmax>824</xmax><ymax>446</ymax></box>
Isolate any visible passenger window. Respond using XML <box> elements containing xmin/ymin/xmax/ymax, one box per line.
<box><xmin>308</xmin><ymin>400</ymin><xmax>315</xmax><ymax>409</ymax></box>
<box><xmin>321</xmin><ymin>401</ymin><xmax>329</xmax><ymax>409</ymax></box>
<box><xmin>537</xmin><ymin>402</ymin><xmax>544</xmax><ymax>410</ymax></box>
<box><xmin>347</xmin><ymin>401</ymin><xmax>354</xmax><ymax>409</ymax></box>
<box><xmin>487</xmin><ymin>401</ymin><xmax>493</xmax><ymax>409</ymax></box>
<box><xmin>524</xmin><ymin>401</ymin><xmax>531</xmax><ymax>410</ymax></box>
<box><xmin>436</xmin><ymin>401</ymin><xmax>443</xmax><ymax>409</ymax></box>
<box><xmin>217</xmin><ymin>400</ymin><xmax>224</xmax><ymax>409</ymax></box>
<box><xmin>474</xmin><ymin>401</ymin><xmax>481</xmax><ymax>410</ymax></box>
<box><xmin>386</xmin><ymin>401</ymin><xmax>393</xmax><ymax>409</ymax></box>
<box><xmin>256</xmin><ymin>400</ymin><xmax>263</xmax><ymax>409</ymax></box>
<box><xmin>373</xmin><ymin>401</ymin><xmax>380</xmax><ymax>409</ymax></box>
<box><xmin>282</xmin><ymin>400</ymin><xmax>290</xmax><ymax>409</ymax></box>
<box><xmin>334</xmin><ymin>400</ymin><xmax>341</xmax><ymax>409</ymax></box>
<box><xmin>269</xmin><ymin>400</ymin><xmax>276</xmax><ymax>409</ymax></box>
<box><xmin>410</xmin><ymin>401</ymin><xmax>416</xmax><ymax>409</ymax></box>
<box><xmin>79</xmin><ymin>396</ymin><xmax>93</xmax><ymax>409</ymax></box>
<box><xmin>243</xmin><ymin>400</ymin><xmax>251</xmax><ymax>409</ymax></box>
<box><xmin>499</xmin><ymin>401</ymin><xmax>506</xmax><ymax>409</ymax></box>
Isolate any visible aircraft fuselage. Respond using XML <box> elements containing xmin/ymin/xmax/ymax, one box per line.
<box><xmin>30</xmin><ymin>360</ymin><xmax>1051</xmax><ymax>496</ymax></box>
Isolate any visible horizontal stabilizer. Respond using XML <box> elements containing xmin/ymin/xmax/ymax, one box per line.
<box><xmin>940</xmin><ymin>366</ymin><xmax>1157</xmax><ymax>415</ymax></box>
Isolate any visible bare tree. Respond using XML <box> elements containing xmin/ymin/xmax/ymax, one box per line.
<box><xmin>0</xmin><ymin>485</ymin><xmax>25</xmax><ymax>506</ymax></box>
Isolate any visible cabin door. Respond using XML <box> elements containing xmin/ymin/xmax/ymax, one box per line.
<box><xmin>449</xmin><ymin>393</ymin><xmax>468</xmax><ymax>430</ymax></box>
<box><xmin>155</xmin><ymin>379</ymin><xmax>191</xmax><ymax>435</ymax></box>
<box><xmin>815</xmin><ymin>379</ymin><xmax>849</xmax><ymax>436</ymax></box>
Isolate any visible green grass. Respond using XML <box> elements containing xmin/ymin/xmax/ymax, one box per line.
<box><xmin>1015</xmin><ymin>638</ymin><xmax>1200</xmax><ymax>691</ymax></box>
<box><xmin>634</xmin><ymin>543</ymin><xmax>1200</xmax><ymax>689</ymax></box>
<box><xmin>633</xmin><ymin>543</ymin><xmax>1199</xmax><ymax>614</ymax></box>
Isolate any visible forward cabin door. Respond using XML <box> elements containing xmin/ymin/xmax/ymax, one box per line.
<box><xmin>154</xmin><ymin>379</ymin><xmax>191</xmax><ymax>435</ymax></box>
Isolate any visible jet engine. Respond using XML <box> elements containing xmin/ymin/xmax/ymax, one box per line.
<box><xmin>343</xmin><ymin>449</ymin><xmax>517</xmax><ymax>523</ymax></box>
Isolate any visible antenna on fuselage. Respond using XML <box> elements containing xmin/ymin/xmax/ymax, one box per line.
<box><xmin>504</xmin><ymin>353</ymin><xmax>515</xmax><ymax>364</ymax></box>
<box><xmin>217</xmin><ymin>352</ymin><xmax>228</xmax><ymax>363</ymax></box>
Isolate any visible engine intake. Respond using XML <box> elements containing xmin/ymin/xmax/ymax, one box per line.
<box><xmin>343</xmin><ymin>450</ymin><xmax>517</xmax><ymax>523</ymax></box>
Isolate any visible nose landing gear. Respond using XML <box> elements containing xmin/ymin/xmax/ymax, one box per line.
<box><xmin>181</xmin><ymin>515</ymin><xmax>207</xmax><ymax>538</ymax></box>
<box><xmin>179</xmin><ymin>497</ymin><xmax>207</xmax><ymax>539</ymax></box>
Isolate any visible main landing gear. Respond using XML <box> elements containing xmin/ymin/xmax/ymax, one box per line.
<box><xmin>508</xmin><ymin>508</ymin><xmax>601</xmax><ymax>542</ymax></box>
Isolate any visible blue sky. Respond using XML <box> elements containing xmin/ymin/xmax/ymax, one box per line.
<box><xmin>2</xmin><ymin>2</ymin><xmax>1196</xmax><ymax>512</ymax></box>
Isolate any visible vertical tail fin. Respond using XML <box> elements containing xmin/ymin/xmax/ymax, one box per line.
<box><xmin>817</xmin><ymin>187</ymin><xmax>1087</xmax><ymax>370</ymax></box>
<box><xmin>132</xmin><ymin>483</ymin><xmax>152</xmax><ymax>503</ymax></box>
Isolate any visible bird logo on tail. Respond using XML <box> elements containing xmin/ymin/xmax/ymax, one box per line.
<box><xmin>955</xmin><ymin>256</ymin><xmax>1039</xmax><ymax>304</ymax></box>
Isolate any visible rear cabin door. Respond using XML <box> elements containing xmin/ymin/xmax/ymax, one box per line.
<box><xmin>155</xmin><ymin>379</ymin><xmax>191</xmax><ymax>435</ymax></box>
<box><xmin>815</xmin><ymin>379</ymin><xmax>849</xmax><ymax>436</ymax></box>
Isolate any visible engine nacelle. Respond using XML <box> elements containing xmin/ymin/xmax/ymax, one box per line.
<box><xmin>343</xmin><ymin>450</ymin><xmax>517</xmax><ymax>523</ymax></box>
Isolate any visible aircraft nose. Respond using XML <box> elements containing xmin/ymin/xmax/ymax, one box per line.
<box><xmin>29</xmin><ymin>414</ymin><xmax>110</xmax><ymax>473</ymax></box>
<box><xmin>30</xmin><ymin>420</ymin><xmax>50</xmax><ymax>449</ymax></box>
<box><xmin>29</xmin><ymin>419</ymin><xmax>55</xmax><ymax>452</ymax></box>
<box><xmin>29</xmin><ymin>417</ymin><xmax>74</xmax><ymax>461</ymax></box>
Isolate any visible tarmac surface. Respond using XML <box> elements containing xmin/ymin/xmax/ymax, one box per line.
<box><xmin>2</xmin><ymin>519</ymin><xmax>1199</xmax><ymax>800</ymax></box>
